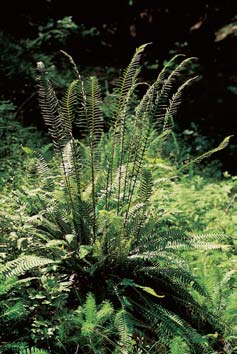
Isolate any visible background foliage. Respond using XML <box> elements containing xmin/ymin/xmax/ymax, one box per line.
<box><xmin>1</xmin><ymin>0</ymin><xmax>237</xmax><ymax>171</ymax></box>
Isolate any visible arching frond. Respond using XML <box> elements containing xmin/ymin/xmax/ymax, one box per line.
<box><xmin>162</xmin><ymin>76</ymin><xmax>198</xmax><ymax>133</ymax></box>
<box><xmin>178</xmin><ymin>135</ymin><xmax>233</xmax><ymax>172</ymax></box>
<box><xmin>143</xmin><ymin>303</ymin><xmax>214</xmax><ymax>353</ymax></box>
<box><xmin>0</xmin><ymin>256</ymin><xmax>54</xmax><ymax>278</ymax></box>
<box><xmin>153</xmin><ymin>57</ymin><xmax>197</xmax><ymax>129</ymax></box>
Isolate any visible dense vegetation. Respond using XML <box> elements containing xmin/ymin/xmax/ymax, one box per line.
<box><xmin>0</xmin><ymin>43</ymin><xmax>237</xmax><ymax>353</ymax></box>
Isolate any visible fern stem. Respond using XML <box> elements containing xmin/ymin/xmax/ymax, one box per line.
<box><xmin>105</xmin><ymin>128</ymin><xmax>117</xmax><ymax>210</ymax></box>
<box><xmin>117</xmin><ymin>113</ymin><xmax>126</xmax><ymax>214</ymax></box>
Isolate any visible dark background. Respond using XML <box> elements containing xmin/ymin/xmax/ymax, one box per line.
<box><xmin>1</xmin><ymin>0</ymin><xmax>237</xmax><ymax>172</ymax></box>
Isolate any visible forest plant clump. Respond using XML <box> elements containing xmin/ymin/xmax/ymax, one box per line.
<box><xmin>1</xmin><ymin>44</ymin><xmax>232</xmax><ymax>353</ymax></box>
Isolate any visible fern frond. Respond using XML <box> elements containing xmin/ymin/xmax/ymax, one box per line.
<box><xmin>113</xmin><ymin>43</ymin><xmax>150</xmax><ymax>124</ymax></box>
<box><xmin>0</xmin><ymin>275</ymin><xmax>18</xmax><ymax>295</ymax></box>
<box><xmin>105</xmin><ymin>43</ymin><xmax>150</xmax><ymax>211</ymax></box>
<box><xmin>84</xmin><ymin>292</ymin><xmax>97</xmax><ymax>329</ymax></box>
<box><xmin>158</xmin><ymin>268</ymin><xmax>210</xmax><ymax>298</ymax></box>
<box><xmin>143</xmin><ymin>303</ymin><xmax>213</xmax><ymax>353</ymax></box>
<box><xmin>156</xmin><ymin>54</ymin><xmax>186</xmax><ymax>84</ymax></box>
<box><xmin>60</xmin><ymin>50</ymin><xmax>81</xmax><ymax>79</ymax></box>
<box><xmin>179</xmin><ymin>135</ymin><xmax>233</xmax><ymax>172</ymax></box>
<box><xmin>124</xmin><ymin>120</ymin><xmax>152</xmax><ymax>218</ymax></box>
<box><xmin>125</xmin><ymin>202</ymin><xmax>147</xmax><ymax>240</ymax></box>
<box><xmin>136</xmin><ymin>229</ymin><xmax>191</xmax><ymax>252</ymax></box>
<box><xmin>61</xmin><ymin>79</ymin><xmax>79</xmax><ymax>127</ymax></box>
<box><xmin>169</xmin><ymin>336</ymin><xmax>190</xmax><ymax>354</ymax></box>
<box><xmin>37</xmin><ymin>61</ymin><xmax>70</xmax><ymax>149</ymax></box>
<box><xmin>138</xmin><ymin>169</ymin><xmax>153</xmax><ymax>203</ymax></box>
<box><xmin>0</xmin><ymin>256</ymin><xmax>54</xmax><ymax>278</ymax></box>
<box><xmin>85</xmin><ymin>76</ymin><xmax>104</xmax><ymax>147</ymax></box>
<box><xmin>0</xmin><ymin>301</ymin><xmax>25</xmax><ymax>320</ymax></box>
<box><xmin>163</xmin><ymin>76</ymin><xmax>198</xmax><ymax>133</ymax></box>
<box><xmin>19</xmin><ymin>348</ymin><xmax>49</xmax><ymax>354</ymax></box>
<box><xmin>37</xmin><ymin>62</ymin><xmax>79</xmax><ymax>226</ymax></box>
<box><xmin>61</xmin><ymin>139</ymin><xmax>73</xmax><ymax>177</ymax></box>
<box><xmin>35</xmin><ymin>153</ymin><xmax>55</xmax><ymax>189</ymax></box>
<box><xmin>114</xmin><ymin>309</ymin><xmax>134</xmax><ymax>354</ymax></box>
<box><xmin>154</xmin><ymin>57</ymin><xmax>197</xmax><ymax>129</ymax></box>
<box><xmin>73</xmin><ymin>76</ymin><xmax>103</xmax><ymax>239</ymax></box>
<box><xmin>96</xmin><ymin>300</ymin><xmax>114</xmax><ymax>324</ymax></box>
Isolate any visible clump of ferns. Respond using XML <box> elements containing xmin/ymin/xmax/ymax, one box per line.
<box><xmin>8</xmin><ymin>44</ymin><xmax>231</xmax><ymax>352</ymax></box>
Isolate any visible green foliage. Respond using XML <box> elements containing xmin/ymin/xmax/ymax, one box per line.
<box><xmin>0</xmin><ymin>44</ymin><xmax>235</xmax><ymax>353</ymax></box>
<box><xmin>0</xmin><ymin>256</ymin><xmax>55</xmax><ymax>278</ymax></box>
<box><xmin>114</xmin><ymin>309</ymin><xmax>135</xmax><ymax>353</ymax></box>
<box><xmin>24</xmin><ymin>45</ymin><xmax>230</xmax><ymax>351</ymax></box>
<box><xmin>19</xmin><ymin>348</ymin><xmax>49</xmax><ymax>354</ymax></box>
<box><xmin>169</xmin><ymin>336</ymin><xmax>190</xmax><ymax>354</ymax></box>
<box><xmin>0</xmin><ymin>99</ymin><xmax>49</xmax><ymax>188</ymax></box>
<box><xmin>0</xmin><ymin>17</ymin><xmax>78</xmax><ymax>90</ymax></box>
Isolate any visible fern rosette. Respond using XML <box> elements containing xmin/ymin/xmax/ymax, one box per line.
<box><xmin>2</xmin><ymin>44</ymin><xmax>231</xmax><ymax>353</ymax></box>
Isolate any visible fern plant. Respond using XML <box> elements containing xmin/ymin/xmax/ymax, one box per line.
<box><xmin>19</xmin><ymin>348</ymin><xmax>49</xmax><ymax>354</ymax></box>
<box><xmin>6</xmin><ymin>44</ymin><xmax>231</xmax><ymax>353</ymax></box>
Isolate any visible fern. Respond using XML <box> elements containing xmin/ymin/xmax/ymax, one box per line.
<box><xmin>0</xmin><ymin>301</ymin><xmax>25</xmax><ymax>320</ymax></box>
<box><xmin>162</xmin><ymin>76</ymin><xmax>198</xmax><ymax>138</ymax></box>
<box><xmin>138</xmin><ymin>169</ymin><xmax>153</xmax><ymax>203</ymax></box>
<box><xmin>28</xmin><ymin>46</ymin><xmax>231</xmax><ymax>353</ymax></box>
<box><xmin>80</xmin><ymin>76</ymin><xmax>103</xmax><ymax>239</ymax></box>
<box><xmin>81</xmin><ymin>292</ymin><xmax>97</xmax><ymax>336</ymax></box>
<box><xmin>37</xmin><ymin>61</ymin><xmax>79</xmax><ymax>238</ymax></box>
<box><xmin>178</xmin><ymin>135</ymin><xmax>233</xmax><ymax>172</ymax></box>
<box><xmin>37</xmin><ymin>61</ymin><xmax>70</xmax><ymax>150</ymax></box>
<box><xmin>114</xmin><ymin>309</ymin><xmax>134</xmax><ymax>354</ymax></box>
<box><xmin>19</xmin><ymin>348</ymin><xmax>49</xmax><ymax>354</ymax></box>
<box><xmin>61</xmin><ymin>79</ymin><xmax>79</xmax><ymax>128</ymax></box>
<box><xmin>169</xmin><ymin>336</ymin><xmax>190</xmax><ymax>354</ymax></box>
<box><xmin>0</xmin><ymin>255</ymin><xmax>54</xmax><ymax>278</ymax></box>
<box><xmin>105</xmin><ymin>43</ymin><xmax>150</xmax><ymax>211</ymax></box>
<box><xmin>154</xmin><ymin>57</ymin><xmax>197</xmax><ymax>129</ymax></box>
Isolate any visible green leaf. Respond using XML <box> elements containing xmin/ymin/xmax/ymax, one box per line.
<box><xmin>65</xmin><ymin>233</ymin><xmax>75</xmax><ymax>244</ymax></box>
<box><xmin>134</xmin><ymin>284</ymin><xmax>165</xmax><ymax>298</ymax></box>
<box><xmin>79</xmin><ymin>245</ymin><xmax>92</xmax><ymax>259</ymax></box>
<box><xmin>121</xmin><ymin>279</ymin><xmax>165</xmax><ymax>298</ymax></box>
<box><xmin>22</xmin><ymin>146</ymin><xmax>34</xmax><ymax>154</ymax></box>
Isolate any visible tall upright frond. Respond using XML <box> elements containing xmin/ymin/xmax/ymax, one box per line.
<box><xmin>61</xmin><ymin>79</ymin><xmax>79</xmax><ymax>129</ymax></box>
<box><xmin>105</xmin><ymin>43</ymin><xmax>150</xmax><ymax>211</ymax></box>
<box><xmin>37</xmin><ymin>62</ymin><xmax>78</xmax><ymax>219</ymax></box>
<box><xmin>37</xmin><ymin>61</ymin><xmax>71</xmax><ymax>149</ymax></box>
